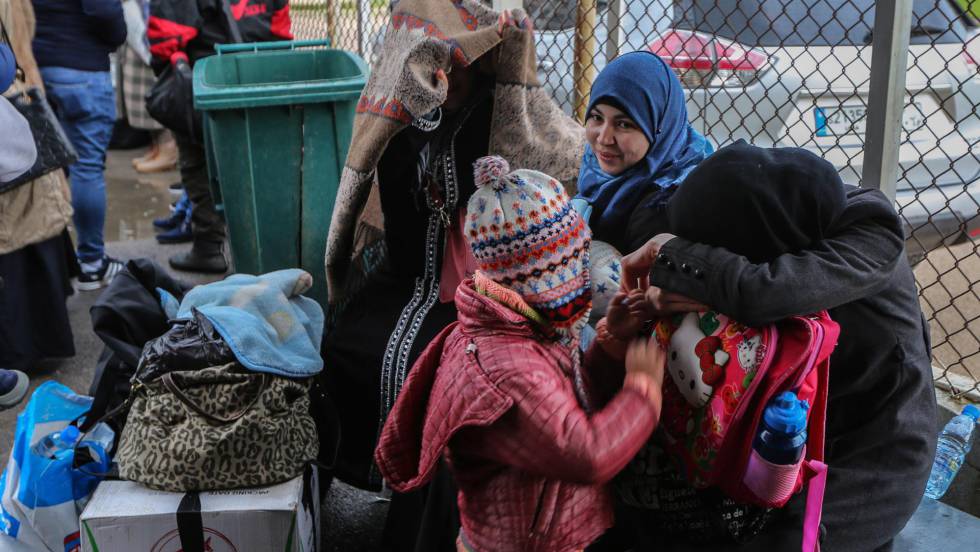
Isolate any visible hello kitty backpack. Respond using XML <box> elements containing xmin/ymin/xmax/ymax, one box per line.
<box><xmin>653</xmin><ymin>310</ymin><xmax>839</xmax><ymax>552</ymax></box>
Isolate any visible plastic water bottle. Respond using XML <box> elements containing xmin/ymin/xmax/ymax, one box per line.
<box><xmin>31</xmin><ymin>425</ymin><xmax>81</xmax><ymax>459</ymax></box>
<box><xmin>755</xmin><ymin>391</ymin><xmax>809</xmax><ymax>464</ymax></box>
<box><xmin>744</xmin><ymin>391</ymin><xmax>809</xmax><ymax>502</ymax></box>
<box><xmin>924</xmin><ymin>404</ymin><xmax>980</xmax><ymax>500</ymax></box>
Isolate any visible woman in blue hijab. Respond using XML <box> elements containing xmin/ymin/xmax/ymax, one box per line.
<box><xmin>574</xmin><ymin>51</ymin><xmax>712</xmax><ymax>252</ymax></box>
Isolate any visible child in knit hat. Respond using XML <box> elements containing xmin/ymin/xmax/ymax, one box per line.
<box><xmin>375</xmin><ymin>156</ymin><xmax>665</xmax><ymax>552</ymax></box>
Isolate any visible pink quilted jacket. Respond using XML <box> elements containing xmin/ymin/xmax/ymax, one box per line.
<box><xmin>375</xmin><ymin>279</ymin><xmax>659</xmax><ymax>552</ymax></box>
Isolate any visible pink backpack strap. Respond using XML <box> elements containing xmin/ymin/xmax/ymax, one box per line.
<box><xmin>800</xmin><ymin>313</ymin><xmax>836</xmax><ymax>552</ymax></box>
<box><xmin>802</xmin><ymin>459</ymin><xmax>828</xmax><ymax>552</ymax></box>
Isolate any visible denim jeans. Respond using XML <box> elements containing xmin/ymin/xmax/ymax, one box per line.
<box><xmin>40</xmin><ymin>67</ymin><xmax>115</xmax><ymax>265</ymax></box>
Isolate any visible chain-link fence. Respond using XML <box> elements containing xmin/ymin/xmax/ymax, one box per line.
<box><xmin>291</xmin><ymin>0</ymin><xmax>980</xmax><ymax>400</ymax></box>
<box><xmin>527</xmin><ymin>0</ymin><xmax>980</xmax><ymax>401</ymax></box>
<box><xmin>291</xmin><ymin>0</ymin><xmax>389</xmax><ymax>62</ymax></box>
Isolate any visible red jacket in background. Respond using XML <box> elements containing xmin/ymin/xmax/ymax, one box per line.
<box><xmin>375</xmin><ymin>279</ymin><xmax>660</xmax><ymax>552</ymax></box>
<box><xmin>148</xmin><ymin>0</ymin><xmax>292</xmax><ymax>64</ymax></box>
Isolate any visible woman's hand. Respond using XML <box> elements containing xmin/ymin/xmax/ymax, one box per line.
<box><xmin>605</xmin><ymin>289</ymin><xmax>651</xmax><ymax>340</ymax></box>
<box><xmin>644</xmin><ymin>287</ymin><xmax>709</xmax><ymax>317</ymax></box>
<box><xmin>620</xmin><ymin>233</ymin><xmax>677</xmax><ymax>291</ymax></box>
<box><xmin>497</xmin><ymin>9</ymin><xmax>533</xmax><ymax>36</ymax></box>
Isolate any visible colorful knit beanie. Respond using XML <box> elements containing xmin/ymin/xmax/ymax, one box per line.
<box><xmin>466</xmin><ymin>156</ymin><xmax>592</xmax><ymax>341</ymax></box>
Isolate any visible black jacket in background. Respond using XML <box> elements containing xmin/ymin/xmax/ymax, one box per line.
<box><xmin>31</xmin><ymin>0</ymin><xmax>127</xmax><ymax>71</ymax></box>
<box><xmin>645</xmin><ymin>186</ymin><xmax>938</xmax><ymax>552</ymax></box>
<box><xmin>148</xmin><ymin>0</ymin><xmax>292</xmax><ymax>67</ymax></box>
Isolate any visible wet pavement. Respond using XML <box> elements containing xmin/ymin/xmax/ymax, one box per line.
<box><xmin>102</xmin><ymin>147</ymin><xmax>180</xmax><ymax>243</ymax></box>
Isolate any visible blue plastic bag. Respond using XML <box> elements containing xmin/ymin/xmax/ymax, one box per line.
<box><xmin>0</xmin><ymin>382</ymin><xmax>114</xmax><ymax>551</ymax></box>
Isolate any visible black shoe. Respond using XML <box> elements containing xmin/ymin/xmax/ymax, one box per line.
<box><xmin>169</xmin><ymin>242</ymin><xmax>228</xmax><ymax>274</ymax></box>
<box><xmin>169</xmin><ymin>182</ymin><xmax>184</xmax><ymax>195</ymax></box>
<box><xmin>76</xmin><ymin>256</ymin><xmax>125</xmax><ymax>291</ymax></box>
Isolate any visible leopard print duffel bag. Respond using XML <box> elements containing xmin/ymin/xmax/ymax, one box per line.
<box><xmin>116</xmin><ymin>363</ymin><xmax>318</xmax><ymax>491</ymax></box>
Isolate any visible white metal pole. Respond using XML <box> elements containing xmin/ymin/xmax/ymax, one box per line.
<box><xmin>492</xmin><ymin>0</ymin><xmax>523</xmax><ymax>12</ymax></box>
<box><xmin>861</xmin><ymin>0</ymin><xmax>913</xmax><ymax>201</ymax></box>
<box><xmin>605</xmin><ymin>0</ymin><xmax>623</xmax><ymax>62</ymax></box>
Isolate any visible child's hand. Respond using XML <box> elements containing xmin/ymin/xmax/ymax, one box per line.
<box><xmin>605</xmin><ymin>289</ymin><xmax>650</xmax><ymax>341</ymax></box>
<box><xmin>626</xmin><ymin>336</ymin><xmax>666</xmax><ymax>389</ymax></box>
<box><xmin>623</xmin><ymin>337</ymin><xmax>666</xmax><ymax>408</ymax></box>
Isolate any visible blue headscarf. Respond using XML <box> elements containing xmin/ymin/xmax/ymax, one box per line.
<box><xmin>574</xmin><ymin>51</ymin><xmax>713</xmax><ymax>248</ymax></box>
<box><xmin>0</xmin><ymin>44</ymin><xmax>16</xmax><ymax>92</ymax></box>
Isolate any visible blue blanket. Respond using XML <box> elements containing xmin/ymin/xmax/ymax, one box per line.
<box><xmin>176</xmin><ymin>269</ymin><xmax>324</xmax><ymax>378</ymax></box>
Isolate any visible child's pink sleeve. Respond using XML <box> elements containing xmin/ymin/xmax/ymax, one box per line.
<box><xmin>461</xmin><ymin>354</ymin><xmax>660</xmax><ymax>485</ymax></box>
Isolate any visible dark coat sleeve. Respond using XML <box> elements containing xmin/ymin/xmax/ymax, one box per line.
<box><xmin>649</xmin><ymin>186</ymin><xmax>906</xmax><ymax>326</ymax></box>
<box><xmin>82</xmin><ymin>0</ymin><xmax>128</xmax><ymax>48</ymax></box>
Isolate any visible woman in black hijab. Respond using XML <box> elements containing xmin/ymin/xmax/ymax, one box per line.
<box><xmin>610</xmin><ymin>141</ymin><xmax>937</xmax><ymax>552</ymax></box>
<box><xmin>668</xmin><ymin>140</ymin><xmax>847</xmax><ymax>263</ymax></box>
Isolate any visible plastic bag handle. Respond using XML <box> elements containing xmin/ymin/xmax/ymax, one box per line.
<box><xmin>161</xmin><ymin>371</ymin><xmax>268</xmax><ymax>424</ymax></box>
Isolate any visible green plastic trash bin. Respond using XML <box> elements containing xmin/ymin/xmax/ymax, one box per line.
<box><xmin>193</xmin><ymin>40</ymin><xmax>367</xmax><ymax>308</ymax></box>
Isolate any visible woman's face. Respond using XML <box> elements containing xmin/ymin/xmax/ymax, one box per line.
<box><xmin>585</xmin><ymin>103</ymin><xmax>650</xmax><ymax>175</ymax></box>
<box><xmin>443</xmin><ymin>63</ymin><xmax>476</xmax><ymax>112</ymax></box>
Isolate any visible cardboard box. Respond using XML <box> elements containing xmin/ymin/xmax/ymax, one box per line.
<box><xmin>79</xmin><ymin>469</ymin><xmax>319</xmax><ymax>552</ymax></box>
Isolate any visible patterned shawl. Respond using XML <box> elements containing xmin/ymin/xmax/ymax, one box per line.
<box><xmin>323</xmin><ymin>0</ymin><xmax>584</xmax><ymax>306</ymax></box>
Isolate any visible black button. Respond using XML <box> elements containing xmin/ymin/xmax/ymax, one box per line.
<box><xmin>656</xmin><ymin>253</ymin><xmax>668</xmax><ymax>264</ymax></box>
<box><xmin>664</xmin><ymin>259</ymin><xmax>675</xmax><ymax>270</ymax></box>
<box><xmin>693</xmin><ymin>268</ymin><xmax>704</xmax><ymax>279</ymax></box>
<box><xmin>681</xmin><ymin>263</ymin><xmax>691</xmax><ymax>274</ymax></box>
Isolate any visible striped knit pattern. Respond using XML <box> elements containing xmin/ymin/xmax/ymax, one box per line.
<box><xmin>466</xmin><ymin>156</ymin><xmax>592</xmax><ymax>338</ymax></box>
<box><xmin>473</xmin><ymin>270</ymin><xmax>549</xmax><ymax>329</ymax></box>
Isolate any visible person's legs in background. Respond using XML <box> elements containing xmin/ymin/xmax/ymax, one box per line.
<box><xmin>135</xmin><ymin>129</ymin><xmax>177</xmax><ymax>173</ymax></box>
<box><xmin>156</xmin><ymin>190</ymin><xmax>193</xmax><ymax>244</ymax></box>
<box><xmin>169</xmin><ymin>134</ymin><xmax>227</xmax><ymax>273</ymax></box>
<box><xmin>40</xmin><ymin>66</ymin><xmax>123</xmax><ymax>291</ymax></box>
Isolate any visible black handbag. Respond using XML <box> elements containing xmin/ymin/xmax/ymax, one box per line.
<box><xmin>145</xmin><ymin>0</ymin><xmax>242</xmax><ymax>142</ymax></box>
<box><xmin>0</xmin><ymin>20</ymin><xmax>78</xmax><ymax>194</ymax></box>
<box><xmin>146</xmin><ymin>58</ymin><xmax>201</xmax><ymax>140</ymax></box>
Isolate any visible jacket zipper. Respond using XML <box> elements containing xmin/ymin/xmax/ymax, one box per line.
<box><xmin>466</xmin><ymin>338</ymin><xmax>548</xmax><ymax>547</ymax></box>
<box><xmin>527</xmin><ymin>484</ymin><xmax>547</xmax><ymax>544</ymax></box>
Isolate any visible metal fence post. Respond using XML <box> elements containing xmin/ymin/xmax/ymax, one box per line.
<box><xmin>574</xmin><ymin>0</ymin><xmax>599</xmax><ymax>123</ymax></box>
<box><xmin>861</xmin><ymin>0</ymin><xmax>913</xmax><ymax>201</ymax></box>
<box><xmin>492</xmin><ymin>0</ymin><xmax>524</xmax><ymax>11</ymax></box>
<box><xmin>325</xmin><ymin>0</ymin><xmax>335</xmax><ymax>46</ymax></box>
<box><xmin>605</xmin><ymin>0</ymin><xmax>623</xmax><ymax>63</ymax></box>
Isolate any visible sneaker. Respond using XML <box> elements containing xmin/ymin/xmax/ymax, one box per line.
<box><xmin>169</xmin><ymin>181</ymin><xmax>184</xmax><ymax>195</ymax></box>
<box><xmin>153</xmin><ymin>194</ymin><xmax>191</xmax><ymax>230</ymax></box>
<box><xmin>153</xmin><ymin>209</ymin><xmax>186</xmax><ymax>231</ymax></box>
<box><xmin>0</xmin><ymin>369</ymin><xmax>29</xmax><ymax>410</ymax></box>
<box><xmin>76</xmin><ymin>256</ymin><xmax>124</xmax><ymax>291</ymax></box>
<box><xmin>156</xmin><ymin>218</ymin><xmax>192</xmax><ymax>244</ymax></box>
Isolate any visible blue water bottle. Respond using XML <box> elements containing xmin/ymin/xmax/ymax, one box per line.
<box><xmin>924</xmin><ymin>404</ymin><xmax>979</xmax><ymax>500</ymax></box>
<box><xmin>744</xmin><ymin>391</ymin><xmax>809</xmax><ymax>502</ymax></box>
<box><xmin>755</xmin><ymin>391</ymin><xmax>809</xmax><ymax>463</ymax></box>
<box><xmin>30</xmin><ymin>425</ymin><xmax>81</xmax><ymax>459</ymax></box>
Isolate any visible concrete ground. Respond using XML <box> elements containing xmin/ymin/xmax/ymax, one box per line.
<box><xmin>1</xmin><ymin>147</ymin><xmax>977</xmax><ymax>550</ymax></box>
